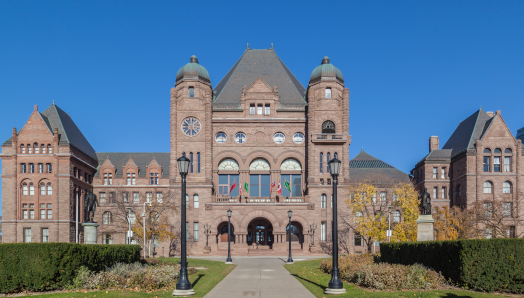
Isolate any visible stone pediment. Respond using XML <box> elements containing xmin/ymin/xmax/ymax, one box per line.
<box><xmin>101</xmin><ymin>156</ymin><xmax>114</xmax><ymax>168</ymax></box>
<box><xmin>246</xmin><ymin>77</ymin><xmax>274</xmax><ymax>94</ymax></box>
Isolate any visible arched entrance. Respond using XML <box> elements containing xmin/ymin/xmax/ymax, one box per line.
<box><xmin>247</xmin><ymin>218</ymin><xmax>274</xmax><ymax>248</ymax></box>
<box><xmin>286</xmin><ymin>221</ymin><xmax>304</xmax><ymax>246</ymax></box>
<box><xmin>217</xmin><ymin>222</ymin><xmax>235</xmax><ymax>243</ymax></box>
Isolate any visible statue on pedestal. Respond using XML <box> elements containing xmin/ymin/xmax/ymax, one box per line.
<box><xmin>420</xmin><ymin>188</ymin><xmax>432</xmax><ymax>215</ymax></box>
<box><xmin>84</xmin><ymin>189</ymin><xmax>99</xmax><ymax>223</ymax></box>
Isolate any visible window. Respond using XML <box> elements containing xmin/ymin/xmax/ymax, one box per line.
<box><xmin>186</xmin><ymin>194</ymin><xmax>189</xmax><ymax>208</ymax></box>
<box><xmin>48</xmin><ymin>145</ymin><xmax>52</xmax><ymax>154</ymax></box>
<box><xmin>21</xmin><ymin>145</ymin><xmax>25</xmax><ymax>153</ymax></box>
<box><xmin>265</xmin><ymin>105</ymin><xmax>270</xmax><ymax>115</ymax></box>
<box><xmin>103</xmin><ymin>212</ymin><xmax>112</xmax><ymax>224</ymax></box>
<box><xmin>494</xmin><ymin>148</ymin><xmax>501</xmax><ymax>154</ymax></box>
<box><xmin>441</xmin><ymin>168</ymin><xmax>445</xmax><ymax>179</ymax></box>
<box><xmin>188</xmin><ymin>87</ymin><xmax>194</xmax><ymax>97</ymax></box>
<box><xmin>507</xmin><ymin>226</ymin><xmax>516</xmax><ymax>238</ymax></box>
<box><xmin>484</xmin><ymin>148</ymin><xmax>491</xmax><ymax>154</ymax></box>
<box><xmin>274</xmin><ymin>133</ymin><xmax>285</xmax><ymax>144</ymax></box>
<box><xmin>355</xmin><ymin>211</ymin><xmax>363</xmax><ymax>222</ymax></box>
<box><xmin>280</xmin><ymin>174</ymin><xmax>301</xmax><ymax>197</ymax></box>
<box><xmin>249</xmin><ymin>159</ymin><xmax>270</xmax><ymax>170</ymax></box>
<box><xmin>441</xmin><ymin>187</ymin><xmax>446</xmax><ymax>199</ymax></box>
<box><xmin>433</xmin><ymin>167</ymin><xmax>437</xmax><ymax>179</ymax></box>
<box><xmin>40</xmin><ymin>209</ymin><xmax>45</xmax><ymax>219</ymax></box>
<box><xmin>483</xmin><ymin>181</ymin><xmax>493</xmax><ymax>194</ymax></box>
<box><xmin>503</xmin><ymin>181</ymin><xmax>512</xmax><ymax>193</ymax></box>
<box><xmin>320</xmin><ymin>222</ymin><xmax>326</xmax><ymax>241</ymax></box>
<box><xmin>484</xmin><ymin>202</ymin><xmax>493</xmax><ymax>217</ymax></box>
<box><xmin>380</xmin><ymin>191</ymin><xmax>386</xmax><ymax>204</ymax></box>
<box><xmin>47</xmin><ymin>208</ymin><xmax>52</xmax><ymax>219</ymax></box>
<box><xmin>319</xmin><ymin>153</ymin><xmax>323</xmax><ymax>173</ymax></box>
<box><xmin>197</xmin><ymin>152</ymin><xmax>201</xmax><ymax>173</ymax></box>
<box><xmin>504</xmin><ymin>157</ymin><xmax>511</xmax><ymax>172</ymax></box>
<box><xmin>21</xmin><ymin>163</ymin><xmax>26</xmax><ymax>173</ymax></box>
<box><xmin>327</xmin><ymin>178</ymin><xmax>331</xmax><ymax>185</ymax></box>
<box><xmin>30</xmin><ymin>163</ymin><xmax>34</xmax><ymax>173</ymax></box>
<box><xmin>28</xmin><ymin>144</ymin><xmax>32</xmax><ymax>154</ymax></box>
<box><xmin>325</xmin><ymin>88</ymin><xmax>331</xmax><ymax>98</ymax></box>
<box><xmin>249</xmin><ymin>174</ymin><xmax>270</xmax><ymax>197</ymax></box>
<box><xmin>393</xmin><ymin>210</ymin><xmax>401</xmax><ymax>223</ymax></box>
<box><xmin>29</xmin><ymin>183</ymin><xmax>34</xmax><ymax>195</ymax></box>
<box><xmin>133</xmin><ymin>192</ymin><xmax>139</xmax><ymax>203</ymax></box>
<box><xmin>38</xmin><ymin>163</ymin><xmax>43</xmax><ymax>173</ymax></box>
<box><xmin>433</xmin><ymin>187</ymin><xmax>437</xmax><ymax>199</ymax></box>
<box><xmin>156</xmin><ymin>192</ymin><xmax>163</xmax><ymax>203</ymax></box>
<box><xmin>326</xmin><ymin>153</ymin><xmax>330</xmax><ymax>172</ymax></box>
<box><xmin>193</xmin><ymin>194</ymin><xmax>199</xmax><ymax>208</ymax></box>
<box><xmin>29</xmin><ymin>209</ymin><xmax>34</xmax><ymax>219</ymax></box>
<box><xmin>23</xmin><ymin>210</ymin><xmax>28</xmax><ymax>219</ymax></box>
<box><xmin>250</xmin><ymin>104</ymin><xmax>255</xmax><ymax>115</ymax></box>
<box><xmin>146</xmin><ymin>192</ymin><xmax>153</xmax><ymax>203</ymax></box>
<box><xmin>503</xmin><ymin>202</ymin><xmax>513</xmax><ymax>218</ymax></box>
<box><xmin>47</xmin><ymin>163</ymin><xmax>52</xmax><ymax>173</ymax></box>
<box><xmin>321</xmin><ymin>120</ymin><xmax>335</xmax><ymax>134</ymax></box>
<box><xmin>354</xmin><ymin>232</ymin><xmax>362</xmax><ymax>246</ymax></box>
<box><xmin>128</xmin><ymin>212</ymin><xmax>136</xmax><ymax>224</ymax></box>
<box><xmin>372</xmin><ymin>193</ymin><xmax>377</xmax><ymax>203</ymax></box>
<box><xmin>456</xmin><ymin>185</ymin><xmax>461</xmax><ymax>197</ymax></box>
<box><xmin>483</xmin><ymin>156</ymin><xmax>490</xmax><ymax>172</ymax></box>
<box><xmin>194</xmin><ymin>222</ymin><xmax>199</xmax><ymax>241</ymax></box>
<box><xmin>150</xmin><ymin>172</ymin><xmax>159</xmax><ymax>185</ymax></box>
<box><xmin>181</xmin><ymin>117</ymin><xmax>201</xmax><ymax>137</ymax></box>
<box><xmin>24</xmin><ymin>228</ymin><xmax>31</xmax><ymax>243</ymax></box>
<box><xmin>103</xmin><ymin>173</ymin><xmax>108</xmax><ymax>185</ymax></box>
<box><xmin>41</xmin><ymin>144</ymin><xmax>45</xmax><ymax>154</ymax></box>
<box><xmin>235</xmin><ymin>133</ymin><xmax>246</xmax><ymax>144</ymax></box>
<box><xmin>293</xmin><ymin>133</ymin><xmax>304</xmax><ymax>144</ymax></box>
<box><xmin>216</xmin><ymin>132</ymin><xmax>227</xmax><ymax>143</ymax></box>
<box><xmin>321</xmin><ymin>194</ymin><xmax>326</xmax><ymax>208</ymax></box>
<box><xmin>190</xmin><ymin>152</ymin><xmax>193</xmax><ymax>173</ymax></box>
<box><xmin>393</xmin><ymin>193</ymin><xmax>399</xmax><ymax>202</ymax></box>
<box><xmin>100</xmin><ymin>192</ymin><xmax>106</xmax><ymax>203</ymax></box>
<box><xmin>34</xmin><ymin>143</ymin><xmax>39</xmax><ymax>153</ymax></box>
<box><xmin>485</xmin><ymin>228</ymin><xmax>492</xmax><ymax>239</ymax></box>
<box><xmin>103</xmin><ymin>234</ymin><xmax>113</xmax><ymax>244</ymax></box>
<box><xmin>257</xmin><ymin>105</ymin><xmax>263</xmax><ymax>115</ymax></box>
<box><xmin>218</xmin><ymin>159</ymin><xmax>239</xmax><ymax>170</ymax></box>
<box><xmin>218</xmin><ymin>174</ymin><xmax>239</xmax><ymax>197</ymax></box>
<box><xmin>42</xmin><ymin>228</ymin><xmax>49</xmax><ymax>243</ymax></box>
<box><xmin>494</xmin><ymin>156</ymin><xmax>501</xmax><ymax>172</ymax></box>
<box><xmin>39</xmin><ymin>183</ymin><xmax>45</xmax><ymax>195</ymax></box>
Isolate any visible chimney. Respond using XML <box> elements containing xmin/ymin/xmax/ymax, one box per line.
<box><xmin>486</xmin><ymin>111</ymin><xmax>495</xmax><ymax>117</ymax></box>
<box><xmin>429</xmin><ymin>136</ymin><xmax>439</xmax><ymax>152</ymax></box>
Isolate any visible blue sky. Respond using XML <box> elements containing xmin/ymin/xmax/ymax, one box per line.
<box><xmin>1</xmin><ymin>1</ymin><xmax>524</xmax><ymax>215</ymax></box>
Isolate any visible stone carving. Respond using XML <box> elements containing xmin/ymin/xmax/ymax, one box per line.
<box><xmin>254</xmin><ymin>131</ymin><xmax>266</xmax><ymax>144</ymax></box>
<box><xmin>419</xmin><ymin>188</ymin><xmax>432</xmax><ymax>215</ymax></box>
<box><xmin>84</xmin><ymin>189</ymin><xmax>100</xmax><ymax>223</ymax></box>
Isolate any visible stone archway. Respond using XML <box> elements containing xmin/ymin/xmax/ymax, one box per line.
<box><xmin>240</xmin><ymin>210</ymin><xmax>280</xmax><ymax>233</ymax></box>
<box><xmin>247</xmin><ymin>217</ymin><xmax>274</xmax><ymax>248</ymax></box>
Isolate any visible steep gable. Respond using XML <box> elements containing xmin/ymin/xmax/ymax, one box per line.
<box><xmin>16</xmin><ymin>106</ymin><xmax>54</xmax><ymax>141</ymax></box>
<box><xmin>442</xmin><ymin>109</ymin><xmax>493</xmax><ymax>157</ymax></box>
<box><xmin>246</xmin><ymin>77</ymin><xmax>274</xmax><ymax>93</ymax></box>
<box><xmin>480</xmin><ymin>112</ymin><xmax>516</xmax><ymax>143</ymax></box>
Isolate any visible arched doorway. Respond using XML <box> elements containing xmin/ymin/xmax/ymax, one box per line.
<box><xmin>247</xmin><ymin>218</ymin><xmax>274</xmax><ymax>248</ymax></box>
<box><xmin>217</xmin><ymin>222</ymin><xmax>235</xmax><ymax>243</ymax></box>
<box><xmin>286</xmin><ymin>221</ymin><xmax>304</xmax><ymax>245</ymax></box>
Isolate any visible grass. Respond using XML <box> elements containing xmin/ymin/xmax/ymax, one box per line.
<box><xmin>33</xmin><ymin>258</ymin><xmax>236</xmax><ymax>298</ymax></box>
<box><xmin>284</xmin><ymin>259</ymin><xmax>514</xmax><ymax>298</ymax></box>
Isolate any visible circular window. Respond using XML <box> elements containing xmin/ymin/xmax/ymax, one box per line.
<box><xmin>235</xmin><ymin>133</ymin><xmax>246</xmax><ymax>144</ymax></box>
<box><xmin>293</xmin><ymin>133</ymin><xmax>304</xmax><ymax>144</ymax></box>
<box><xmin>274</xmin><ymin>133</ymin><xmax>285</xmax><ymax>144</ymax></box>
<box><xmin>181</xmin><ymin>117</ymin><xmax>201</xmax><ymax>137</ymax></box>
<box><xmin>216</xmin><ymin>132</ymin><xmax>227</xmax><ymax>143</ymax></box>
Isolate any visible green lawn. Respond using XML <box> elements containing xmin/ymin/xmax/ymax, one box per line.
<box><xmin>34</xmin><ymin>258</ymin><xmax>235</xmax><ymax>298</ymax></box>
<box><xmin>284</xmin><ymin>259</ymin><xmax>513</xmax><ymax>298</ymax></box>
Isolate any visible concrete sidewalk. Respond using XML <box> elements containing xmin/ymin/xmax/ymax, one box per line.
<box><xmin>202</xmin><ymin>256</ymin><xmax>317</xmax><ymax>298</ymax></box>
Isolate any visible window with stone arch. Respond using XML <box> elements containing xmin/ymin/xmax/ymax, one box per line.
<box><xmin>249</xmin><ymin>159</ymin><xmax>270</xmax><ymax>171</ymax></box>
<box><xmin>281</xmin><ymin>159</ymin><xmax>302</xmax><ymax>171</ymax></box>
<box><xmin>41</xmin><ymin>144</ymin><xmax>46</xmax><ymax>154</ymax></box>
<box><xmin>34</xmin><ymin>142</ymin><xmax>39</xmax><ymax>154</ymax></box>
<box><xmin>103</xmin><ymin>211</ymin><xmax>113</xmax><ymax>225</ymax></box>
<box><xmin>218</xmin><ymin>159</ymin><xmax>239</xmax><ymax>171</ymax></box>
<box><xmin>149</xmin><ymin>168</ymin><xmax>160</xmax><ymax>185</ymax></box>
<box><xmin>503</xmin><ymin>181</ymin><xmax>512</xmax><ymax>194</ymax></box>
<box><xmin>322</xmin><ymin>120</ymin><xmax>335</xmax><ymax>134</ymax></box>
<box><xmin>325</xmin><ymin>87</ymin><xmax>332</xmax><ymax>98</ymax></box>
<box><xmin>103</xmin><ymin>170</ymin><xmax>113</xmax><ymax>185</ymax></box>
<box><xmin>47</xmin><ymin>144</ymin><xmax>52</xmax><ymax>154</ymax></box>
<box><xmin>321</xmin><ymin>194</ymin><xmax>327</xmax><ymax>208</ymax></box>
<box><xmin>393</xmin><ymin>210</ymin><xmax>401</xmax><ymax>223</ymax></box>
<box><xmin>483</xmin><ymin>181</ymin><xmax>493</xmax><ymax>194</ymax></box>
<box><xmin>27</xmin><ymin>144</ymin><xmax>32</xmax><ymax>154</ymax></box>
<box><xmin>126</xmin><ymin>169</ymin><xmax>137</xmax><ymax>185</ymax></box>
<box><xmin>20</xmin><ymin>144</ymin><xmax>25</xmax><ymax>154</ymax></box>
<box><xmin>218</xmin><ymin>159</ymin><xmax>239</xmax><ymax>197</ymax></box>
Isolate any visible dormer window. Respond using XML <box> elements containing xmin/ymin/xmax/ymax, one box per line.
<box><xmin>257</xmin><ymin>104</ymin><xmax>263</xmax><ymax>115</ymax></box>
<box><xmin>265</xmin><ymin>104</ymin><xmax>270</xmax><ymax>115</ymax></box>
<box><xmin>188</xmin><ymin>87</ymin><xmax>194</xmax><ymax>97</ymax></box>
<box><xmin>20</xmin><ymin>145</ymin><xmax>25</xmax><ymax>154</ymax></box>
<box><xmin>250</xmin><ymin>104</ymin><xmax>255</xmax><ymax>115</ymax></box>
<box><xmin>34</xmin><ymin>143</ymin><xmax>39</xmax><ymax>154</ymax></box>
<box><xmin>325</xmin><ymin>88</ymin><xmax>331</xmax><ymax>98</ymax></box>
<box><xmin>150</xmin><ymin>172</ymin><xmax>159</xmax><ymax>185</ymax></box>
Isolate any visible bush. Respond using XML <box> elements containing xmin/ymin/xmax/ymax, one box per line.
<box><xmin>320</xmin><ymin>253</ymin><xmax>378</xmax><ymax>277</ymax></box>
<box><xmin>0</xmin><ymin>243</ymin><xmax>141</xmax><ymax>294</ymax></box>
<box><xmin>380</xmin><ymin>238</ymin><xmax>524</xmax><ymax>293</ymax></box>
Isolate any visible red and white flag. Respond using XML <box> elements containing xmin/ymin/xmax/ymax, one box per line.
<box><xmin>239</xmin><ymin>182</ymin><xmax>242</xmax><ymax>195</ymax></box>
<box><xmin>230</xmin><ymin>180</ymin><xmax>237</xmax><ymax>194</ymax></box>
<box><xmin>271</xmin><ymin>181</ymin><xmax>276</xmax><ymax>194</ymax></box>
<box><xmin>277</xmin><ymin>180</ymin><xmax>282</xmax><ymax>194</ymax></box>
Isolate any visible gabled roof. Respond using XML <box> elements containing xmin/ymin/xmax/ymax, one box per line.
<box><xmin>213</xmin><ymin>48</ymin><xmax>307</xmax><ymax>107</ymax></box>
<box><xmin>442</xmin><ymin>109</ymin><xmax>493</xmax><ymax>157</ymax></box>
<box><xmin>349</xmin><ymin>150</ymin><xmax>410</xmax><ymax>185</ymax></box>
<box><xmin>94</xmin><ymin>152</ymin><xmax>170</xmax><ymax>178</ymax></box>
<box><xmin>3</xmin><ymin>103</ymin><xmax>97</xmax><ymax>161</ymax></box>
<box><xmin>350</xmin><ymin>150</ymin><xmax>393</xmax><ymax>169</ymax></box>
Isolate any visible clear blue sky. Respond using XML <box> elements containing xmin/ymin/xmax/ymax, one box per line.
<box><xmin>1</xmin><ymin>1</ymin><xmax>524</xmax><ymax>215</ymax></box>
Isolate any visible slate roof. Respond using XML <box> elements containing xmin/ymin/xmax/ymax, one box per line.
<box><xmin>94</xmin><ymin>152</ymin><xmax>170</xmax><ymax>178</ymax></box>
<box><xmin>213</xmin><ymin>48</ymin><xmax>307</xmax><ymax>107</ymax></box>
<box><xmin>349</xmin><ymin>150</ymin><xmax>410</xmax><ymax>185</ymax></box>
<box><xmin>442</xmin><ymin>109</ymin><xmax>493</xmax><ymax>157</ymax></box>
<box><xmin>3</xmin><ymin>104</ymin><xmax>97</xmax><ymax>161</ymax></box>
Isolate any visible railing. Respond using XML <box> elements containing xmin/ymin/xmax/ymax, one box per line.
<box><xmin>311</xmin><ymin>133</ymin><xmax>348</xmax><ymax>140</ymax></box>
<box><xmin>284</xmin><ymin>197</ymin><xmax>305</xmax><ymax>203</ymax></box>
<box><xmin>213</xmin><ymin>197</ymin><xmax>305</xmax><ymax>203</ymax></box>
<box><xmin>215</xmin><ymin>197</ymin><xmax>238</xmax><ymax>203</ymax></box>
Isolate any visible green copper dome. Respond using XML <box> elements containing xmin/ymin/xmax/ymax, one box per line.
<box><xmin>309</xmin><ymin>56</ymin><xmax>344</xmax><ymax>83</ymax></box>
<box><xmin>176</xmin><ymin>55</ymin><xmax>210</xmax><ymax>84</ymax></box>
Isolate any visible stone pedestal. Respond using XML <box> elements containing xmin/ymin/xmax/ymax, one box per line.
<box><xmin>416</xmin><ymin>215</ymin><xmax>435</xmax><ymax>241</ymax></box>
<box><xmin>309</xmin><ymin>244</ymin><xmax>317</xmax><ymax>253</ymax></box>
<box><xmin>82</xmin><ymin>222</ymin><xmax>99</xmax><ymax>244</ymax></box>
<box><xmin>172</xmin><ymin>289</ymin><xmax>195</xmax><ymax>296</ymax></box>
<box><xmin>203</xmin><ymin>246</ymin><xmax>211</xmax><ymax>254</ymax></box>
<box><xmin>325</xmin><ymin>288</ymin><xmax>347</xmax><ymax>295</ymax></box>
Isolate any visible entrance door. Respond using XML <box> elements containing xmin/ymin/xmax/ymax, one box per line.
<box><xmin>220</xmin><ymin>224</ymin><xmax>234</xmax><ymax>242</ymax></box>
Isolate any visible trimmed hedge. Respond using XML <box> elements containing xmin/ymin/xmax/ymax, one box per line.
<box><xmin>0</xmin><ymin>243</ymin><xmax>141</xmax><ymax>293</ymax></box>
<box><xmin>380</xmin><ymin>238</ymin><xmax>524</xmax><ymax>293</ymax></box>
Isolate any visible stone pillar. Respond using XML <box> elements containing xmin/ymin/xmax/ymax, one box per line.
<box><xmin>416</xmin><ymin>215</ymin><xmax>435</xmax><ymax>241</ymax></box>
<box><xmin>82</xmin><ymin>222</ymin><xmax>99</xmax><ymax>244</ymax></box>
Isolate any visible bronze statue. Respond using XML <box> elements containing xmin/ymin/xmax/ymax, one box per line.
<box><xmin>420</xmin><ymin>188</ymin><xmax>432</xmax><ymax>215</ymax></box>
<box><xmin>84</xmin><ymin>189</ymin><xmax>99</xmax><ymax>223</ymax></box>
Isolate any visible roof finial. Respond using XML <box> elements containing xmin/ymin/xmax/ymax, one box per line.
<box><xmin>271</xmin><ymin>43</ymin><xmax>273</xmax><ymax>50</ymax></box>
<box><xmin>322</xmin><ymin>56</ymin><xmax>330</xmax><ymax>65</ymax></box>
<box><xmin>53</xmin><ymin>100</ymin><xmax>55</xmax><ymax>105</ymax></box>
<box><xmin>361</xmin><ymin>147</ymin><xmax>364</xmax><ymax>152</ymax></box>
<box><xmin>246</xmin><ymin>43</ymin><xmax>249</xmax><ymax>50</ymax></box>
<box><xmin>190</xmin><ymin>55</ymin><xmax>198</xmax><ymax>64</ymax></box>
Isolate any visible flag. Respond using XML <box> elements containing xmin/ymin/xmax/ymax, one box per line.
<box><xmin>244</xmin><ymin>181</ymin><xmax>249</xmax><ymax>193</ymax></box>
<box><xmin>284</xmin><ymin>180</ymin><xmax>291</xmax><ymax>192</ymax></box>
<box><xmin>229</xmin><ymin>180</ymin><xmax>237</xmax><ymax>194</ymax></box>
<box><xmin>271</xmin><ymin>181</ymin><xmax>276</xmax><ymax>194</ymax></box>
<box><xmin>277</xmin><ymin>180</ymin><xmax>282</xmax><ymax>194</ymax></box>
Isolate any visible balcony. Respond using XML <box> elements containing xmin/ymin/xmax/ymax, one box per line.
<box><xmin>311</xmin><ymin>133</ymin><xmax>351</xmax><ymax>144</ymax></box>
<box><xmin>213</xmin><ymin>197</ymin><xmax>305</xmax><ymax>204</ymax></box>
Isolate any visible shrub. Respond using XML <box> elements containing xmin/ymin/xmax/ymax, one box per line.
<box><xmin>0</xmin><ymin>243</ymin><xmax>141</xmax><ymax>294</ymax></box>
<box><xmin>380</xmin><ymin>238</ymin><xmax>524</xmax><ymax>293</ymax></box>
<box><xmin>320</xmin><ymin>253</ymin><xmax>377</xmax><ymax>277</ymax></box>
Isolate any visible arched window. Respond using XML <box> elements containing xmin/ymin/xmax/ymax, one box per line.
<box><xmin>34</xmin><ymin>143</ymin><xmax>39</xmax><ymax>154</ymax></box>
<box><xmin>503</xmin><ymin>181</ymin><xmax>512</xmax><ymax>194</ymax></box>
<box><xmin>197</xmin><ymin>152</ymin><xmax>201</xmax><ymax>173</ymax></box>
<box><xmin>215</xmin><ymin>132</ymin><xmax>227</xmax><ymax>143</ymax></box>
<box><xmin>249</xmin><ymin>159</ymin><xmax>270</xmax><ymax>170</ymax></box>
<box><xmin>322</xmin><ymin>120</ymin><xmax>335</xmax><ymax>134</ymax></box>
<box><xmin>190</xmin><ymin>152</ymin><xmax>194</xmax><ymax>173</ymax></box>
<box><xmin>483</xmin><ymin>148</ymin><xmax>491</xmax><ymax>154</ymax></box>
<box><xmin>47</xmin><ymin>145</ymin><xmax>52</xmax><ymax>154</ymax></box>
<box><xmin>22</xmin><ymin>182</ymin><xmax>28</xmax><ymax>195</ymax></box>
<box><xmin>325</xmin><ymin>88</ymin><xmax>331</xmax><ymax>98</ymax></box>
<box><xmin>40</xmin><ymin>183</ymin><xmax>45</xmax><ymax>195</ymax></box>
<box><xmin>28</xmin><ymin>144</ymin><xmax>32</xmax><ymax>154</ymax></box>
<box><xmin>41</xmin><ymin>144</ymin><xmax>46</xmax><ymax>154</ymax></box>
<box><xmin>47</xmin><ymin>183</ymin><xmax>52</xmax><ymax>195</ymax></box>
<box><xmin>186</xmin><ymin>194</ymin><xmax>189</xmax><ymax>208</ymax></box>
<box><xmin>194</xmin><ymin>194</ymin><xmax>199</xmax><ymax>208</ymax></box>
<box><xmin>20</xmin><ymin>144</ymin><xmax>25</xmax><ymax>154</ymax></box>
<box><xmin>29</xmin><ymin>183</ymin><xmax>34</xmax><ymax>195</ymax></box>
<box><xmin>494</xmin><ymin>148</ymin><xmax>501</xmax><ymax>154</ymax></box>
<box><xmin>188</xmin><ymin>87</ymin><xmax>194</xmax><ymax>97</ymax></box>
<box><xmin>393</xmin><ymin>210</ymin><xmax>401</xmax><ymax>223</ymax></box>
<box><xmin>321</xmin><ymin>194</ymin><xmax>326</xmax><ymax>208</ymax></box>
<box><xmin>218</xmin><ymin>159</ymin><xmax>239</xmax><ymax>171</ymax></box>
<box><xmin>319</xmin><ymin>152</ymin><xmax>323</xmax><ymax>173</ymax></box>
<box><xmin>505</xmin><ymin>148</ymin><xmax>512</xmax><ymax>154</ymax></box>
<box><xmin>326</xmin><ymin>153</ymin><xmax>330</xmax><ymax>172</ymax></box>
<box><xmin>483</xmin><ymin>181</ymin><xmax>493</xmax><ymax>194</ymax></box>
<box><xmin>103</xmin><ymin>211</ymin><xmax>113</xmax><ymax>224</ymax></box>
<box><xmin>281</xmin><ymin>159</ymin><xmax>301</xmax><ymax>171</ymax></box>
<box><xmin>334</xmin><ymin>152</ymin><xmax>338</xmax><ymax>159</ymax></box>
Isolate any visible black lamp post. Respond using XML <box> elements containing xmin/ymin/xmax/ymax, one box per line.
<box><xmin>325</xmin><ymin>157</ymin><xmax>346</xmax><ymax>294</ymax></box>
<box><xmin>226</xmin><ymin>209</ymin><xmax>233</xmax><ymax>264</ymax></box>
<box><xmin>287</xmin><ymin>210</ymin><xmax>293</xmax><ymax>263</ymax></box>
<box><xmin>173</xmin><ymin>153</ymin><xmax>194</xmax><ymax>296</ymax></box>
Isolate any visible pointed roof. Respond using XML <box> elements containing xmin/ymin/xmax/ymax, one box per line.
<box><xmin>349</xmin><ymin>149</ymin><xmax>410</xmax><ymax>185</ymax></box>
<box><xmin>442</xmin><ymin>109</ymin><xmax>493</xmax><ymax>157</ymax></box>
<box><xmin>350</xmin><ymin>149</ymin><xmax>393</xmax><ymax>168</ymax></box>
<box><xmin>213</xmin><ymin>48</ymin><xmax>307</xmax><ymax>107</ymax></box>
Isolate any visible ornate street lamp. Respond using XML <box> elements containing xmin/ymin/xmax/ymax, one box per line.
<box><xmin>226</xmin><ymin>209</ymin><xmax>233</xmax><ymax>264</ymax></box>
<box><xmin>287</xmin><ymin>210</ymin><xmax>293</xmax><ymax>264</ymax></box>
<box><xmin>173</xmin><ymin>153</ymin><xmax>194</xmax><ymax>296</ymax></box>
<box><xmin>325</xmin><ymin>157</ymin><xmax>346</xmax><ymax>295</ymax></box>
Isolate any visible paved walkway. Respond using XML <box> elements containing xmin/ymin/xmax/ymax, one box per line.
<box><xmin>201</xmin><ymin>256</ymin><xmax>317</xmax><ymax>298</ymax></box>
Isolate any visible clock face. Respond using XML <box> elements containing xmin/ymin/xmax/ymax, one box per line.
<box><xmin>181</xmin><ymin>117</ymin><xmax>201</xmax><ymax>137</ymax></box>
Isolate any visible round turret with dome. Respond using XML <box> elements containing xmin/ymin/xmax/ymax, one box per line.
<box><xmin>309</xmin><ymin>56</ymin><xmax>344</xmax><ymax>84</ymax></box>
<box><xmin>175</xmin><ymin>55</ymin><xmax>211</xmax><ymax>85</ymax></box>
